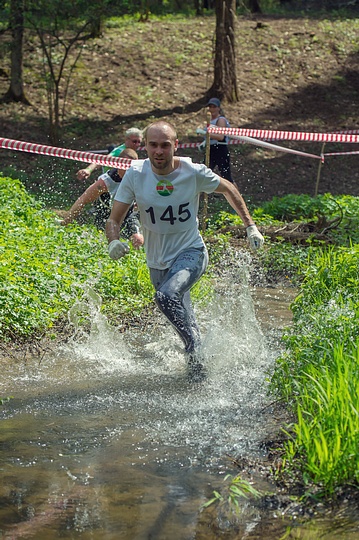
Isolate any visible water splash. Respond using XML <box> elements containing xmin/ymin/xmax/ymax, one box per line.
<box><xmin>1</xmin><ymin>251</ymin><xmax>281</xmax><ymax>460</ymax></box>
<box><xmin>65</xmin><ymin>284</ymin><xmax>133</xmax><ymax>374</ymax></box>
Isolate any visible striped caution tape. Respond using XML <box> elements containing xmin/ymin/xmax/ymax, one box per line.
<box><xmin>232</xmin><ymin>135</ymin><xmax>323</xmax><ymax>161</ymax></box>
<box><xmin>2</xmin><ymin>128</ymin><xmax>359</xmax><ymax>166</ymax></box>
<box><xmin>0</xmin><ymin>137</ymin><xmax>134</xmax><ymax>169</ymax></box>
<box><xmin>208</xmin><ymin>125</ymin><xmax>359</xmax><ymax>144</ymax></box>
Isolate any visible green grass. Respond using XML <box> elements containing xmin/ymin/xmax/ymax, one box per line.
<box><xmin>202</xmin><ymin>192</ymin><xmax>359</xmax><ymax>495</ymax></box>
<box><xmin>0</xmin><ymin>175</ymin><xmax>214</xmax><ymax>340</ymax></box>
<box><xmin>271</xmin><ymin>245</ymin><xmax>359</xmax><ymax>495</ymax></box>
<box><xmin>284</xmin><ymin>343</ymin><xmax>359</xmax><ymax>492</ymax></box>
<box><xmin>0</xmin><ymin>176</ymin><xmax>153</xmax><ymax>339</ymax></box>
<box><xmin>202</xmin><ymin>473</ymin><xmax>262</xmax><ymax>513</ymax></box>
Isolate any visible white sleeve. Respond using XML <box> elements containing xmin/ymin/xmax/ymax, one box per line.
<box><xmin>113</xmin><ymin>168</ymin><xmax>135</xmax><ymax>205</ymax></box>
<box><xmin>195</xmin><ymin>163</ymin><xmax>221</xmax><ymax>193</ymax></box>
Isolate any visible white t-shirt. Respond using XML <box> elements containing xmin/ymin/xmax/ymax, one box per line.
<box><xmin>114</xmin><ymin>158</ymin><xmax>220</xmax><ymax>269</ymax></box>
<box><xmin>99</xmin><ymin>172</ymin><xmax>121</xmax><ymax>199</ymax></box>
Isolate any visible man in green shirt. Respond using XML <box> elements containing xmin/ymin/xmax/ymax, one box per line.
<box><xmin>76</xmin><ymin>127</ymin><xmax>143</xmax><ymax>180</ymax></box>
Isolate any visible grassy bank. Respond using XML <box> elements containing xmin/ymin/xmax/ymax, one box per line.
<box><xmin>203</xmin><ymin>194</ymin><xmax>359</xmax><ymax>502</ymax></box>
<box><xmin>0</xmin><ymin>176</ymin><xmax>215</xmax><ymax>341</ymax></box>
<box><xmin>0</xmin><ymin>176</ymin><xmax>151</xmax><ymax>340</ymax></box>
<box><xmin>271</xmin><ymin>245</ymin><xmax>359</xmax><ymax>495</ymax></box>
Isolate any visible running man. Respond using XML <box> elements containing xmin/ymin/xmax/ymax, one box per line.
<box><xmin>105</xmin><ymin>120</ymin><xmax>264</xmax><ymax>382</ymax></box>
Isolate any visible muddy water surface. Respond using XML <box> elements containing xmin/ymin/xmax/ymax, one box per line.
<box><xmin>1</xmin><ymin>272</ymin><xmax>358</xmax><ymax>539</ymax></box>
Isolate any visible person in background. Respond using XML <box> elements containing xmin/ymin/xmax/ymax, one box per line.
<box><xmin>76</xmin><ymin>127</ymin><xmax>143</xmax><ymax>228</ymax></box>
<box><xmin>76</xmin><ymin>127</ymin><xmax>143</xmax><ymax>181</ymax></box>
<box><xmin>58</xmin><ymin>148</ymin><xmax>144</xmax><ymax>249</ymax></box>
<box><xmin>105</xmin><ymin>120</ymin><xmax>264</xmax><ymax>383</ymax></box>
<box><xmin>198</xmin><ymin>97</ymin><xmax>233</xmax><ymax>183</ymax></box>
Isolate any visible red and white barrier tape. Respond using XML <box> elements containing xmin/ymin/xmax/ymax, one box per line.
<box><xmin>208</xmin><ymin>125</ymin><xmax>359</xmax><ymax>144</ymax></box>
<box><xmin>137</xmin><ymin>142</ymin><xmax>202</xmax><ymax>151</ymax></box>
<box><xmin>232</xmin><ymin>135</ymin><xmax>323</xmax><ymax>161</ymax></box>
<box><xmin>324</xmin><ymin>150</ymin><xmax>359</xmax><ymax>157</ymax></box>
<box><xmin>2</xmin><ymin>128</ymin><xmax>359</xmax><ymax>167</ymax></box>
<box><xmin>0</xmin><ymin>137</ymin><xmax>134</xmax><ymax>169</ymax></box>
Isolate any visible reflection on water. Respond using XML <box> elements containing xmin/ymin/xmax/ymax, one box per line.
<box><xmin>0</xmin><ymin>257</ymin><xmax>357</xmax><ymax>539</ymax></box>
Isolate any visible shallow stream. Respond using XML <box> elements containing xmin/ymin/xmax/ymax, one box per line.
<box><xmin>1</xmin><ymin>262</ymin><xmax>358</xmax><ymax>539</ymax></box>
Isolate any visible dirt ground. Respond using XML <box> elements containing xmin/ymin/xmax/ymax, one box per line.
<box><xmin>1</xmin><ymin>13</ymin><xmax>359</xmax><ymax>203</ymax></box>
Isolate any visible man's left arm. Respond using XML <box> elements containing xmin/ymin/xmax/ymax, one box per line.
<box><xmin>215</xmin><ymin>178</ymin><xmax>264</xmax><ymax>250</ymax></box>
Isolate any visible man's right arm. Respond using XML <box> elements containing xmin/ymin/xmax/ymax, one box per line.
<box><xmin>106</xmin><ymin>200</ymin><xmax>132</xmax><ymax>243</ymax></box>
<box><xmin>106</xmin><ymin>200</ymin><xmax>133</xmax><ymax>260</ymax></box>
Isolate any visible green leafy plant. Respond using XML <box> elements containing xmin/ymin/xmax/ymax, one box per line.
<box><xmin>256</xmin><ymin>242</ymin><xmax>310</xmax><ymax>284</ymax></box>
<box><xmin>0</xmin><ymin>396</ymin><xmax>13</xmax><ymax>405</ymax></box>
<box><xmin>202</xmin><ymin>474</ymin><xmax>262</xmax><ymax>512</ymax></box>
<box><xmin>259</xmin><ymin>193</ymin><xmax>359</xmax><ymax>245</ymax></box>
<box><xmin>0</xmin><ymin>176</ymin><xmax>154</xmax><ymax>339</ymax></box>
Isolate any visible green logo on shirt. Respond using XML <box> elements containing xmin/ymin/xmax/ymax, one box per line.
<box><xmin>156</xmin><ymin>180</ymin><xmax>174</xmax><ymax>196</ymax></box>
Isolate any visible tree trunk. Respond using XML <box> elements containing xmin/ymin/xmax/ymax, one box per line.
<box><xmin>194</xmin><ymin>0</ymin><xmax>202</xmax><ymax>15</ymax></box>
<box><xmin>248</xmin><ymin>0</ymin><xmax>262</xmax><ymax>12</ymax></box>
<box><xmin>88</xmin><ymin>18</ymin><xmax>103</xmax><ymax>39</ymax></box>
<box><xmin>1</xmin><ymin>0</ymin><xmax>30</xmax><ymax>104</ymax></box>
<box><xmin>209</xmin><ymin>0</ymin><xmax>238</xmax><ymax>103</ymax></box>
<box><xmin>139</xmin><ymin>0</ymin><xmax>150</xmax><ymax>21</ymax></box>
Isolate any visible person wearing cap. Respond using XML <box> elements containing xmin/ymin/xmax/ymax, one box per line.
<box><xmin>105</xmin><ymin>120</ymin><xmax>264</xmax><ymax>383</ymax></box>
<box><xmin>199</xmin><ymin>97</ymin><xmax>233</xmax><ymax>183</ymax></box>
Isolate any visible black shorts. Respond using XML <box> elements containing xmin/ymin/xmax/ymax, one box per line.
<box><xmin>209</xmin><ymin>144</ymin><xmax>233</xmax><ymax>183</ymax></box>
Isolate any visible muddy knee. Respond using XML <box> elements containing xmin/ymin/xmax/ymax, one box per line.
<box><xmin>154</xmin><ymin>289</ymin><xmax>176</xmax><ymax>315</ymax></box>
